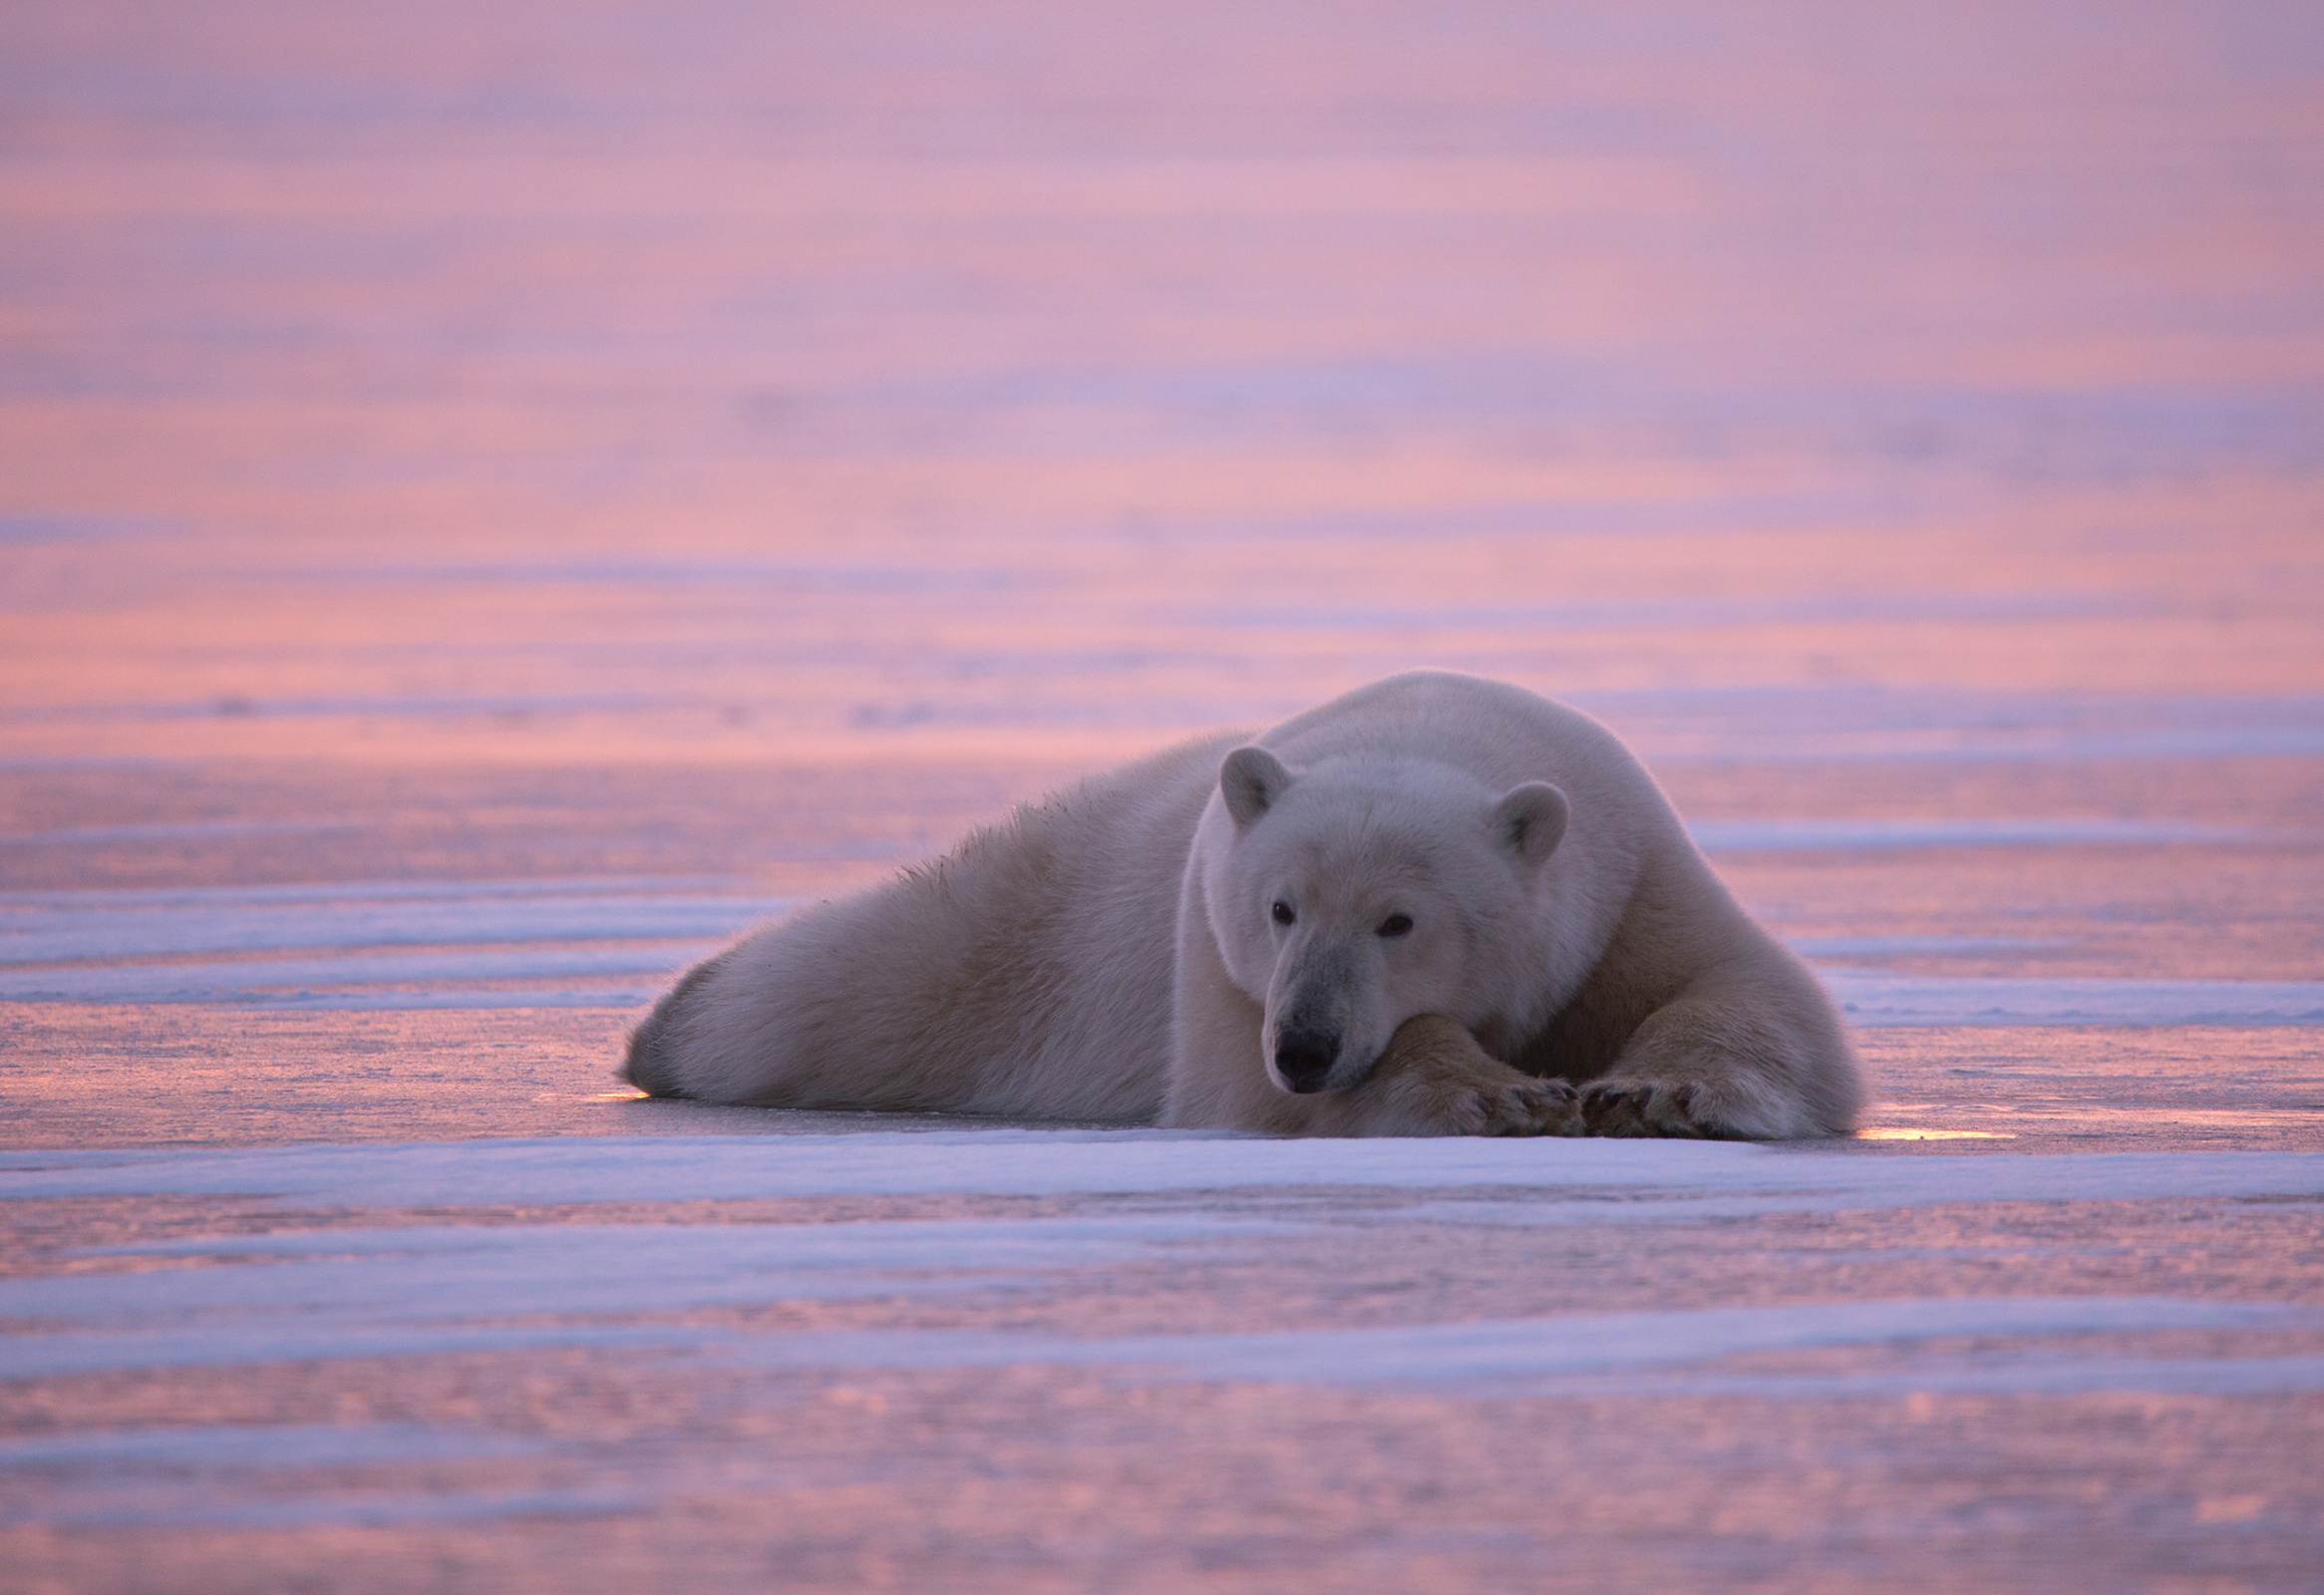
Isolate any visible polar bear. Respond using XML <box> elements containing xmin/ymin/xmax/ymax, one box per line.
<box><xmin>624</xmin><ymin>672</ymin><xmax>1860</xmax><ymax>1138</ymax></box>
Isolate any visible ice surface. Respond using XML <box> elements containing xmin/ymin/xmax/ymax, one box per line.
<box><xmin>2</xmin><ymin>1215</ymin><xmax>1294</xmax><ymax>1376</ymax></box>
<box><xmin>11</xmin><ymin>871</ymin><xmax>2316</xmax><ymax>1026</ymax></box>
<box><xmin>0</xmin><ymin>1422</ymin><xmax>629</xmax><ymax>1534</ymax></box>
<box><xmin>0</xmin><ymin>892</ymin><xmax>788</xmax><ymax>963</ymax></box>
<box><xmin>20</xmin><ymin>1488</ymin><xmax>643</xmax><ymax>1532</ymax></box>
<box><xmin>9</xmin><ymin>1138</ymin><xmax>2315</xmax><ymax>1400</ymax></box>
<box><xmin>4</xmin><ymin>0</ymin><xmax>2321</xmax><ymax>1582</ymax></box>
<box><xmin>1687</xmin><ymin>818</ymin><xmax>2259</xmax><ymax>850</ymax></box>
<box><xmin>16</xmin><ymin>1214</ymin><xmax>1287</xmax><ymax>1325</ymax></box>
<box><xmin>8</xmin><ymin>1130</ymin><xmax>2316</xmax><ymax>1389</ymax></box>
<box><xmin>6</xmin><ymin>1133</ymin><xmax>2318</xmax><ymax>1211</ymax></box>
<box><xmin>0</xmin><ymin>1424</ymin><xmax>542</xmax><ymax>1470</ymax></box>
<box><xmin>1576</xmin><ymin>689</ymin><xmax>2324</xmax><ymax>766</ymax></box>
<box><xmin>0</xmin><ymin>945</ymin><xmax>716</xmax><ymax>1003</ymax></box>
<box><xmin>711</xmin><ymin>1297</ymin><xmax>2324</xmax><ymax>1384</ymax></box>
<box><xmin>0</xmin><ymin>948</ymin><xmax>704</xmax><ymax>999</ymax></box>
<box><xmin>1823</xmin><ymin>972</ymin><xmax>2324</xmax><ymax>1026</ymax></box>
<box><xmin>0</xmin><ymin>876</ymin><xmax>742</xmax><ymax>908</ymax></box>
<box><xmin>1787</xmin><ymin>936</ymin><xmax>2071</xmax><ymax>955</ymax></box>
<box><xmin>10</xmin><ymin>959</ymin><xmax>2319</xmax><ymax>1022</ymax></box>
<box><xmin>1557</xmin><ymin>1355</ymin><xmax>2324</xmax><ymax>1400</ymax></box>
<box><xmin>0</xmin><ymin>1321</ymin><xmax>750</xmax><ymax>1382</ymax></box>
<box><xmin>0</xmin><ymin>820</ymin><xmax>371</xmax><ymax>847</ymax></box>
<box><xmin>208</xmin><ymin>988</ymin><xmax>668</xmax><ymax>1010</ymax></box>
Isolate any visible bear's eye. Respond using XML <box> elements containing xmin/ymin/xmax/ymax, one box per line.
<box><xmin>1270</xmin><ymin>900</ymin><xmax>1296</xmax><ymax>927</ymax></box>
<box><xmin>1377</xmin><ymin>913</ymin><xmax>1414</xmax><ymax>939</ymax></box>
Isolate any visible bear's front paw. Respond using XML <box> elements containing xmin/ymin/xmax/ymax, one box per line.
<box><xmin>1369</xmin><ymin>1014</ymin><xmax>1584</xmax><ymax>1137</ymax></box>
<box><xmin>1474</xmin><ymin>1074</ymin><xmax>1585</xmax><ymax>1137</ymax></box>
<box><xmin>1579</xmin><ymin>1080</ymin><xmax>1728</xmax><ymax>1139</ymax></box>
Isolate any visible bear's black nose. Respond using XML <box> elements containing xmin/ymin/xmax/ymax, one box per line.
<box><xmin>1274</xmin><ymin>1028</ymin><xmax>1340</xmax><ymax>1094</ymax></box>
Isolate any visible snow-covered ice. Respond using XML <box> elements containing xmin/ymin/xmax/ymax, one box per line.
<box><xmin>3</xmin><ymin>0</ymin><xmax>2320</xmax><ymax>1586</ymax></box>
<box><xmin>8</xmin><ymin>1132</ymin><xmax>2324</xmax><ymax>1210</ymax></box>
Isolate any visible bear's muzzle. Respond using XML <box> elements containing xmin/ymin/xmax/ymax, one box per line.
<box><xmin>1272</xmin><ymin>1027</ymin><xmax>1341</xmax><ymax>1094</ymax></box>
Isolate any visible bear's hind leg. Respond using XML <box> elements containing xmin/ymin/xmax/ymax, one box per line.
<box><xmin>620</xmin><ymin>950</ymin><xmax>732</xmax><ymax>1098</ymax></box>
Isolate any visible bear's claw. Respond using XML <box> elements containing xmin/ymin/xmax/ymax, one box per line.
<box><xmin>1579</xmin><ymin>1079</ymin><xmax>1728</xmax><ymax>1138</ymax></box>
<box><xmin>1365</xmin><ymin>1014</ymin><xmax>1585</xmax><ymax>1136</ymax></box>
<box><xmin>1481</xmin><ymin>1076</ymin><xmax>1584</xmax><ymax>1137</ymax></box>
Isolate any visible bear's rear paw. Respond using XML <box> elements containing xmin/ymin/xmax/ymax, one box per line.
<box><xmin>1579</xmin><ymin>1080</ymin><xmax>1732</xmax><ymax>1139</ymax></box>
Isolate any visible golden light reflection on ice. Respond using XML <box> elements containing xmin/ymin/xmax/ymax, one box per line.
<box><xmin>1855</xmin><ymin>1127</ymin><xmax>2016</xmax><ymax>1140</ymax></box>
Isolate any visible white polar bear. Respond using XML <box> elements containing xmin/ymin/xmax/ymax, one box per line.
<box><xmin>624</xmin><ymin>672</ymin><xmax>1861</xmax><ymax>1138</ymax></box>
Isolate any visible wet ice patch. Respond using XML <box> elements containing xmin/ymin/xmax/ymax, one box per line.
<box><xmin>199</xmin><ymin>988</ymin><xmax>666</xmax><ymax>1009</ymax></box>
<box><xmin>0</xmin><ymin>886</ymin><xmax>787</xmax><ymax>962</ymax></box>
<box><xmin>1788</xmin><ymin>936</ymin><xmax>2071</xmax><ymax>956</ymax></box>
<box><xmin>0</xmin><ymin>945</ymin><xmax>716</xmax><ymax>1004</ymax></box>
<box><xmin>0</xmin><ymin>876</ymin><xmax>740</xmax><ymax>909</ymax></box>
<box><xmin>1567</xmin><ymin>1353</ymin><xmax>2324</xmax><ymax>1400</ymax></box>
<box><xmin>0</xmin><ymin>874</ymin><xmax>779</xmax><ymax>1008</ymax></box>
<box><xmin>716</xmin><ymin>1295</ymin><xmax>2324</xmax><ymax>1385</ymax></box>
<box><xmin>0</xmin><ymin>1422</ymin><xmax>541</xmax><ymax>1471</ymax></box>
<box><xmin>1691</xmin><ymin>818</ymin><xmax>2255</xmax><ymax>850</ymax></box>
<box><xmin>0</xmin><ymin>819</ymin><xmax>369</xmax><ymax>847</ymax></box>
<box><xmin>1577</xmin><ymin>686</ymin><xmax>2324</xmax><ymax>765</ymax></box>
<box><xmin>16</xmin><ymin>1486</ymin><xmax>638</xmax><ymax>1531</ymax></box>
<box><xmin>1820</xmin><ymin>972</ymin><xmax>2324</xmax><ymax>1026</ymax></box>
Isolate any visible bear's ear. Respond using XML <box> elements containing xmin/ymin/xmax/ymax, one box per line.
<box><xmin>1219</xmin><ymin>746</ymin><xmax>1294</xmax><ymax>829</ymax></box>
<box><xmin>1493</xmin><ymin>783</ymin><xmax>1568</xmax><ymax>869</ymax></box>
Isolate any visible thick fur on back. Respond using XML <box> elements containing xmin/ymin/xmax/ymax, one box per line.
<box><xmin>624</xmin><ymin>732</ymin><xmax>1239</xmax><ymax>1120</ymax></box>
<box><xmin>627</xmin><ymin>672</ymin><xmax>1861</xmax><ymax>1137</ymax></box>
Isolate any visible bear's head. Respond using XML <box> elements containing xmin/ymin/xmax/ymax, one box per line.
<box><xmin>1202</xmin><ymin>745</ymin><xmax>1568</xmax><ymax>1096</ymax></box>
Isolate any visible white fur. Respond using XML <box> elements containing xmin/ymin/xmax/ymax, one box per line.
<box><xmin>626</xmin><ymin>673</ymin><xmax>1862</xmax><ymax>1138</ymax></box>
